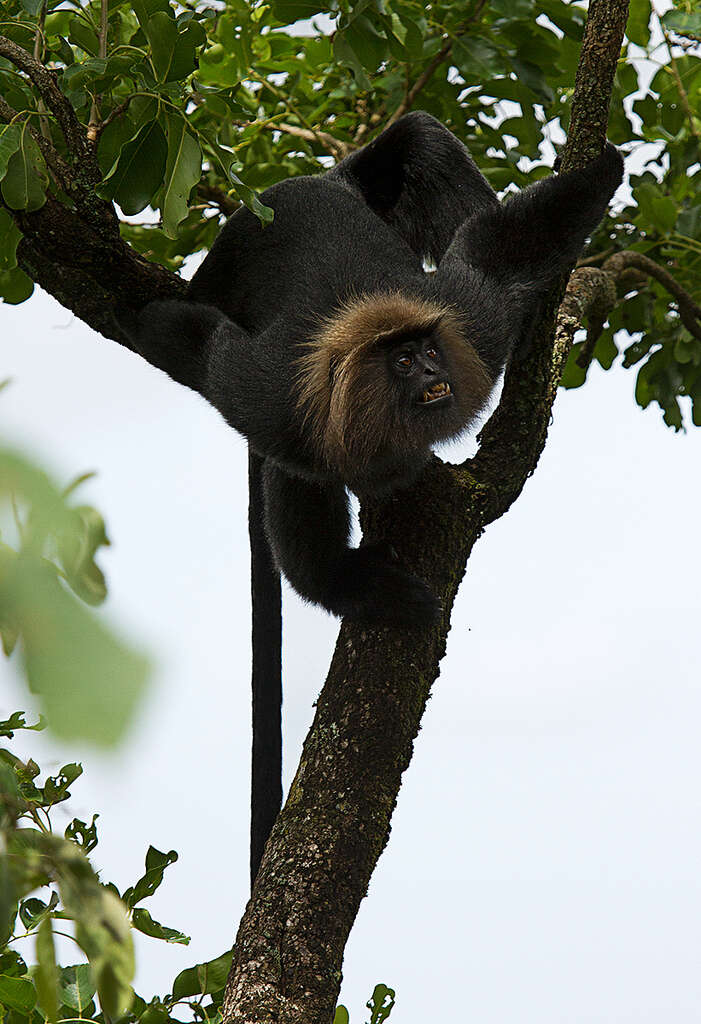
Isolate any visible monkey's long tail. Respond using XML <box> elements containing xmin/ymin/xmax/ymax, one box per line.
<box><xmin>248</xmin><ymin>449</ymin><xmax>283</xmax><ymax>889</ymax></box>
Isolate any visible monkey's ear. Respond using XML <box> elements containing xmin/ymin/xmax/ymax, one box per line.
<box><xmin>328</xmin><ymin>111</ymin><xmax>499</xmax><ymax>264</ymax></box>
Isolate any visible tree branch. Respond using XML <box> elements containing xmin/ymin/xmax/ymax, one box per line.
<box><xmin>277</xmin><ymin>121</ymin><xmax>352</xmax><ymax>161</ymax></box>
<box><xmin>470</xmin><ymin>0</ymin><xmax>630</xmax><ymax>509</ymax></box>
<box><xmin>604</xmin><ymin>249</ymin><xmax>701</xmax><ymax>339</ymax></box>
<box><xmin>12</xmin><ymin>195</ymin><xmax>184</xmax><ymax>346</ymax></box>
<box><xmin>221</xmin><ymin>2</ymin><xmax>631</xmax><ymax>1022</ymax></box>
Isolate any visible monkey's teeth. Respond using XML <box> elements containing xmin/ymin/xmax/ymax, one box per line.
<box><xmin>422</xmin><ymin>382</ymin><xmax>451</xmax><ymax>403</ymax></box>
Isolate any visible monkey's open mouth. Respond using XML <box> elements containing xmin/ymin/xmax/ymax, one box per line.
<box><xmin>421</xmin><ymin>381</ymin><xmax>452</xmax><ymax>404</ymax></box>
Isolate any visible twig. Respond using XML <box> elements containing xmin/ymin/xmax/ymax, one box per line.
<box><xmin>604</xmin><ymin>249</ymin><xmax>701</xmax><ymax>338</ymax></box>
<box><xmin>95</xmin><ymin>96</ymin><xmax>133</xmax><ymax>138</ymax></box>
<box><xmin>197</xmin><ymin>183</ymin><xmax>239</xmax><ymax>217</ymax></box>
<box><xmin>570</xmin><ymin>268</ymin><xmax>618</xmax><ymax>367</ymax></box>
<box><xmin>576</xmin><ymin>246</ymin><xmax>615</xmax><ymax>267</ymax></box>
<box><xmin>386</xmin><ymin>42</ymin><xmax>452</xmax><ymax>127</ymax></box>
<box><xmin>277</xmin><ymin>121</ymin><xmax>351</xmax><ymax>160</ymax></box>
<box><xmin>385</xmin><ymin>0</ymin><xmax>488</xmax><ymax>127</ymax></box>
<box><xmin>87</xmin><ymin>0</ymin><xmax>109</xmax><ymax>143</ymax></box>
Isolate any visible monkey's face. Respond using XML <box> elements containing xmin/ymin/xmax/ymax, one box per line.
<box><xmin>388</xmin><ymin>336</ymin><xmax>453</xmax><ymax>410</ymax></box>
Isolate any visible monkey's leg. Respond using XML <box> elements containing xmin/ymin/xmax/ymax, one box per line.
<box><xmin>126</xmin><ymin>300</ymin><xmax>228</xmax><ymax>392</ymax></box>
<box><xmin>127</xmin><ymin>301</ymin><xmax>283</xmax><ymax>449</ymax></box>
<box><xmin>262</xmin><ymin>464</ymin><xmax>440</xmax><ymax>626</ymax></box>
<box><xmin>436</xmin><ymin>143</ymin><xmax>624</xmax><ymax>375</ymax></box>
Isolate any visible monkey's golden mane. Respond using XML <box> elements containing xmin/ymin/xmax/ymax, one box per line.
<box><xmin>295</xmin><ymin>291</ymin><xmax>491</xmax><ymax>481</ymax></box>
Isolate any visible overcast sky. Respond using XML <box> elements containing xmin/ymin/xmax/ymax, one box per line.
<box><xmin>2</xmin><ymin>279</ymin><xmax>700</xmax><ymax>1022</ymax></box>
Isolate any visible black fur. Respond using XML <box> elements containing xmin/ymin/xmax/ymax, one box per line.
<box><xmin>128</xmin><ymin>111</ymin><xmax>623</xmax><ymax>882</ymax></box>
<box><xmin>132</xmin><ymin>113</ymin><xmax>622</xmax><ymax>622</ymax></box>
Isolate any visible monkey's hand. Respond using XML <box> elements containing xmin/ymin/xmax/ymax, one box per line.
<box><xmin>329</xmin><ymin>544</ymin><xmax>441</xmax><ymax>627</ymax></box>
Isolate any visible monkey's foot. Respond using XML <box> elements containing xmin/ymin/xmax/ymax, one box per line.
<box><xmin>329</xmin><ymin>545</ymin><xmax>441</xmax><ymax>627</ymax></box>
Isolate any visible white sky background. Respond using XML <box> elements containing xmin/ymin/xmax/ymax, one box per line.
<box><xmin>1</xmin><ymin>275</ymin><xmax>700</xmax><ymax>1022</ymax></box>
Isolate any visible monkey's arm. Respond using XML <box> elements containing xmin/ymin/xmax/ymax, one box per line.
<box><xmin>433</xmin><ymin>144</ymin><xmax>624</xmax><ymax>375</ymax></box>
<box><xmin>128</xmin><ymin>299</ymin><xmax>284</xmax><ymax>446</ymax></box>
<box><xmin>328</xmin><ymin>111</ymin><xmax>499</xmax><ymax>264</ymax></box>
<box><xmin>262</xmin><ymin>464</ymin><xmax>439</xmax><ymax>626</ymax></box>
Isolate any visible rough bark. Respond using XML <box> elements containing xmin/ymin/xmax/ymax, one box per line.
<box><xmin>221</xmin><ymin>2</ymin><xmax>631</xmax><ymax>1022</ymax></box>
<box><xmin>13</xmin><ymin>196</ymin><xmax>183</xmax><ymax>346</ymax></box>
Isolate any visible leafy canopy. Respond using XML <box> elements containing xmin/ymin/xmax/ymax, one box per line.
<box><xmin>0</xmin><ymin>0</ymin><xmax>698</xmax><ymax>430</ymax></box>
<box><xmin>0</xmin><ymin>718</ymin><xmax>386</xmax><ymax>1024</ymax></box>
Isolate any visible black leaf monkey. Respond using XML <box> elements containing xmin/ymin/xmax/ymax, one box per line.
<box><xmin>128</xmin><ymin>113</ymin><xmax>623</xmax><ymax>881</ymax></box>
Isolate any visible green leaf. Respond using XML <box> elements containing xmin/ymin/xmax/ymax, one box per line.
<box><xmin>0</xmin><ymin>125</ymin><xmax>48</xmax><ymax>212</ymax></box>
<box><xmin>333</xmin><ymin>33</ymin><xmax>372</xmax><ymax>91</ymax></box>
<box><xmin>43</xmin><ymin>763</ymin><xmax>83</xmax><ymax>806</ymax></box>
<box><xmin>123</xmin><ymin>846</ymin><xmax>178</xmax><ymax>908</ymax></box>
<box><xmin>0</xmin><ymin>209</ymin><xmax>22</xmax><ymax>271</ymax></box>
<box><xmin>132</xmin><ymin>0</ymin><xmax>173</xmax><ymax>29</ymax></box>
<box><xmin>68</xmin><ymin>19</ymin><xmax>100</xmax><ymax>56</ymax></box>
<box><xmin>453</xmin><ymin>36</ymin><xmax>503</xmax><ymax>79</ymax></box>
<box><xmin>492</xmin><ymin>0</ymin><xmax>533</xmax><ymax>15</ymax></box>
<box><xmin>269</xmin><ymin>0</ymin><xmax>327</xmax><ymax>20</ymax></box>
<box><xmin>139</xmin><ymin>999</ymin><xmax>171</xmax><ymax>1024</ymax></box>
<box><xmin>58</xmin><ymin>964</ymin><xmax>96</xmax><ymax>1013</ymax></box>
<box><xmin>131</xmin><ymin>908</ymin><xmax>190</xmax><ymax>944</ymax></box>
<box><xmin>172</xmin><ymin>950</ymin><xmax>234</xmax><ymax>999</ymax></box>
<box><xmin>0</xmin><ymin>975</ymin><xmax>36</xmax><ymax>1015</ymax></box>
<box><xmin>56</xmin><ymin>505</ymin><xmax>110</xmax><ymax>606</ymax></box>
<box><xmin>19</xmin><ymin>891</ymin><xmax>58</xmax><ymax>929</ymax></box>
<box><xmin>366</xmin><ymin>983</ymin><xmax>395</xmax><ymax>1024</ymax></box>
<box><xmin>226</xmin><ymin>168</ymin><xmax>273</xmax><ymax>225</ymax></box>
<box><xmin>509</xmin><ymin>58</ymin><xmax>555</xmax><ymax>103</ymax></box>
<box><xmin>0</xmin><ymin>126</ymin><xmax>20</xmax><ymax>181</ymax></box>
<box><xmin>97</xmin><ymin>121</ymin><xmax>168</xmax><ymax>216</ymax></box>
<box><xmin>19</xmin><ymin>0</ymin><xmax>44</xmax><ymax>13</ymax></box>
<box><xmin>627</xmin><ymin>0</ymin><xmax>652</xmax><ymax>46</ymax></box>
<box><xmin>145</xmin><ymin>12</ymin><xmax>205</xmax><ymax>83</ymax></box>
<box><xmin>333</xmin><ymin>1007</ymin><xmax>349</xmax><ymax>1024</ymax></box>
<box><xmin>0</xmin><ymin>267</ymin><xmax>34</xmax><ymax>305</ymax></box>
<box><xmin>662</xmin><ymin>9</ymin><xmax>701</xmax><ymax>36</ymax></box>
<box><xmin>58</xmin><ymin>875</ymin><xmax>133</xmax><ymax>1020</ymax></box>
<box><xmin>0</xmin><ymin>712</ymin><xmax>43</xmax><ymax>737</ymax></box>
<box><xmin>634</xmin><ymin>182</ymin><xmax>678</xmax><ymax>235</ymax></box>
<box><xmin>0</xmin><ymin>953</ymin><xmax>27</xmax><ymax>979</ymax></box>
<box><xmin>0</xmin><ymin>822</ymin><xmax>18</xmax><ymax>946</ymax></box>
<box><xmin>677</xmin><ymin>205</ymin><xmax>701</xmax><ymax>239</ymax></box>
<box><xmin>342</xmin><ymin>15</ymin><xmax>387</xmax><ymax>72</ymax></box>
<box><xmin>162</xmin><ymin>115</ymin><xmax>201</xmax><ymax>238</ymax></box>
<box><xmin>593</xmin><ymin>332</ymin><xmax>618</xmax><ymax>370</ymax></box>
<box><xmin>35</xmin><ymin>918</ymin><xmax>58</xmax><ymax>1023</ymax></box>
<box><xmin>5</xmin><ymin>556</ymin><xmax>150</xmax><ymax>746</ymax></box>
<box><xmin>559</xmin><ymin>342</ymin><xmax>588</xmax><ymax>389</ymax></box>
<box><xmin>65</xmin><ymin>814</ymin><xmax>99</xmax><ymax>852</ymax></box>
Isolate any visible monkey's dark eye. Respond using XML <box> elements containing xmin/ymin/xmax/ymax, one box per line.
<box><xmin>396</xmin><ymin>353</ymin><xmax>413</xmax><ymax>369</ymax></box>
<box><xmin>425</xmin><ymin>347</ymin><xmax>438</xmax><ymax>360</ymax></box>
